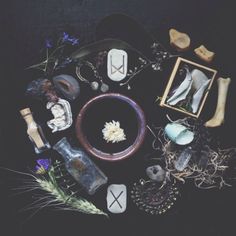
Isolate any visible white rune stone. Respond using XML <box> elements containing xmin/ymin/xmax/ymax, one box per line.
<box><xmin>107</xmin><ymin>49</ymin><xmax>128</xmax><ymax>82</ymax></box>
<box><xmin>107</xmin><ymin>184</ymin><xmax>127</xmax><ymax>214</ymax></box>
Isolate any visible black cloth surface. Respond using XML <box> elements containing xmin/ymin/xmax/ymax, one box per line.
<box><xmin>1</xmin><ymin>1</ymin><xmax>236</xmax><ymax>236</ymax></box>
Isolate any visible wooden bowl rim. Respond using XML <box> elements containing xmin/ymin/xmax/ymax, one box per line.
<box><xmin>75</xmin><ymin>93</ymin><xmax>146</xmax><ymax>161</ymax></box>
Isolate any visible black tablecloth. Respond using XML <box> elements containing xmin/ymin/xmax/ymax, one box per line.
<box><xmin>1</xmin><ymin>1</ymin><xmax>236</xmax><ymax>235</ymax></box>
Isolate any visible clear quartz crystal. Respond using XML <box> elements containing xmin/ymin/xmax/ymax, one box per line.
<box><xmin>53</xmin><ymin>137</ymin><xmax>108</xmax><ymax>195</ymax></box>
<box><xmin>174</xmin><ymin>146</ymin><xmax>193</xmax><ymax>171</ymax></box>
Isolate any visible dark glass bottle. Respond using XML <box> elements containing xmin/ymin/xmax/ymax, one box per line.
<box><xmin>53</xmin><ymin>137</ymin><xmax>108</xmax><ymax>195</ymax></box>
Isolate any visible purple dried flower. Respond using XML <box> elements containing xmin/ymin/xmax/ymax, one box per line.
<box><xmin>35</xmin><ymin>158</ymin><xmax>51</xmax><ymax>174</ymax></box>
<box><xmin>62</xmin><ymin>32</ymin><xmax>79</xmax><ymax>45</ymax></box>
<box><xmin>62</xmin><ymin>32</ymin><xmax>69</xmax><ymax>40</ymax></box>
<box><xmin>71</xmin><ymin>38</ymin><xmax>79</xmax><ymax>45</ymax></box>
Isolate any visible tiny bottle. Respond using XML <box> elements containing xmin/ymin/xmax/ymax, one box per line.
<box><xmin>20</xmin><ymin>108</ymin><xmax>51</xmax><ymax>153</ymax></box>
<box><xmin>53</xmin><ymin>137</ymin><xmax>108</xmax><ymax>195</ymax></box>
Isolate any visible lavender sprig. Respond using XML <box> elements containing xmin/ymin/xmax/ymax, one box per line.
<box><xmin>27</xmin><ymin>32</ymin><xmax>79</xmax><ymax>74</ymax></box>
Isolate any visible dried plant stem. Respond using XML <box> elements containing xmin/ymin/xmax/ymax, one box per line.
<box><xmin>1</xmin><ymin>166</ymin><xmax>108</xmax><ymax>217</ymax></box>
<box><xmin>150</xmin><ymin>118</ymin><xmax>236</xmax><ymax>189</ymax></box>
<box><xmin>35</xmin><ymin>167</ymin><xmax>108</xmax><ymax>217</ymax></box>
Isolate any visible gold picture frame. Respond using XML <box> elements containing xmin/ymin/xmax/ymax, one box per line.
<box><xmin>159</xmin><ymin>57</ymin><xmax>217</xmax><ymax>118</ymax></box>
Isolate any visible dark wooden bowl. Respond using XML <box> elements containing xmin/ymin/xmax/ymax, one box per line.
<box><xmin>75</xmin><ymin>93</ymin><xmax>146</xmax><ymax>161</ymax></box>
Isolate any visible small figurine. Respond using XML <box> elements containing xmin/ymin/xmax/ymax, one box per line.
<box><xmin>47</xmin><ymin>98</ymin><xmax>73</xmax><ymax>133</ymax></box>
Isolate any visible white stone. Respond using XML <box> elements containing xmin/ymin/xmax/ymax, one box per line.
<box><xmin>107</xmin><ymin>49</ymin><xmax>128</xmax><ymax>82</ymax></box>
<box><xmin>107</xmin><ymin>184</ymin><xmax>127</xmax><ymax>214</ymax></box>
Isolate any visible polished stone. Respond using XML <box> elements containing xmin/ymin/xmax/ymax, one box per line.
<box><xmin>107</xmin><ymin>184</ymin><xmax>127</xmax><ymax>213</ymax></box>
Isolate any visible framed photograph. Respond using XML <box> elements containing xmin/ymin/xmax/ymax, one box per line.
<box><xmin>159</xmin><ymin>57</ymin><xmax>217</xmax><ymax>118</ymax></box>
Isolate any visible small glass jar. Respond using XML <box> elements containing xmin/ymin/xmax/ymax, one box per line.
<box><xmin>53</xmin><ymin>137</ymin><xmax>108</xmax><ymax>195</ymax></box>
<box><xmin>20</xmin><ymin>108</ymin><xmax>51</xmax><ymax>154</ymax></box>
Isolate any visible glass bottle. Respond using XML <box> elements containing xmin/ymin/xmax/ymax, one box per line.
<box><xmin>53</xmin><ymin>137</ymin><xmax>108</xmax><ymax>195</ymax></box>
<box><xmin>20</xmin><ymin>108</ymin><xmax>51</xmax><ymax>153</ymax></box>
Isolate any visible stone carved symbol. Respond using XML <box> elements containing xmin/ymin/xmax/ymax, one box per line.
<box><xmin>106</xmin><ymin>184</ymin><xmax>127</xmax><ymax>213</ymax></box>
<box><xmin>107</xmin><ymin>49</ymin><xmax>128</xmax><ymax>82</ymax></box>
<box><xmin>109</xmin><ymin>190</ymin><xmax>124</xmax><ymax>209</ymax></box>
<box><xmin>110</xmin><ymin>55</ymin><xmax>125</xmax><ymax>75</ymax></box>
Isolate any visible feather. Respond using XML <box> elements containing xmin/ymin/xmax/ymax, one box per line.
<box><xmin>167</xmin><ymin>67</ymin><xmax>192</xmax><ymax>106</ymax></box>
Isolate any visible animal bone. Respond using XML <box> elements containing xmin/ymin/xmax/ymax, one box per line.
<box><xmin>169</xmin><ymin>28</ymin><xmax>190</xmax><ymax>52</ymax></box>
<box><xmin>205</xmin><ymin>77</ymin><xmax>231</xmax><ymax>127</ymax></box>
<box><xmin>194</xmin><ymin>45</ymin><xmax>215</xmax><ymax>63</ymax></box>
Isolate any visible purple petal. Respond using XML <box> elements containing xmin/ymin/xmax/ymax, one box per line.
<box><xmin>35</xmin><ymin>165</ymin><xmax>41</xmax><ymax>171</ymax></box>
<box><xmin>62</xmin><ymin>32</ymin><xmax>79</xmax><ymax>45</ymax></box>
<box><xmin>62</xmin><ymin>32</ymin><xmax>69</xmax><ymax>41</ymax></box>
<box><xmin>36</xmin><ymin>159</ymin><xmax>51</xmax><ymax>171</ymax></box>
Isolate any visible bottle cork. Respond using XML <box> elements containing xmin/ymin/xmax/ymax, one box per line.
<box><xmin>20</xmin><ymin>108</ymin><xmax>34</xmax><ymax>123</ymax></box>
<box><xmin>20</xmin><ymin>108</ymin><xmax>31</xmax><ymax>117</ymax></box>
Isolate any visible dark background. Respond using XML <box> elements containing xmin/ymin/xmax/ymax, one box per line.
<box><xmin>1</xmin><ymin>1</ymin><xmax>236</xmax><ymax>236</ymax></box>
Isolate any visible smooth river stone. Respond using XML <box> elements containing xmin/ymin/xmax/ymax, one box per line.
<box><xmin>146</xmin><ymin>165</ymin><xmax>166</xmax><ymax>182</ymax></box>
<box><xmin>53</xmin><ymin>74</ymin><xmax>80</xmax><ymax>101</ymax></box>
